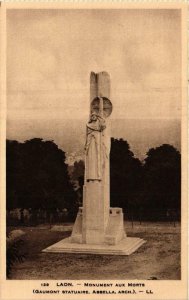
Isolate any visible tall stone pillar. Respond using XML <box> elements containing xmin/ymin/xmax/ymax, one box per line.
<box><xmin>70</xmin><ymin>71</ymin><xmax>126</xmax><ymax>245</ymax></box>
<box><xmin>82</xmin><ymin>71</ymin><xmax>112</xmax><ymax>244</ymax></box>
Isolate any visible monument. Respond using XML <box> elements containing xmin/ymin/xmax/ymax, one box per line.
<box><xmin>43</xmin><ymin>71</ymin><xmax>145</xmax><ymax>255</ymax></box>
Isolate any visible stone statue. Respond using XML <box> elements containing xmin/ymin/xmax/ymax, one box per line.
<box><xmin>85</xmin><ymin>112</ymin><xmax>106</xmax><ymax>181</ymax></box>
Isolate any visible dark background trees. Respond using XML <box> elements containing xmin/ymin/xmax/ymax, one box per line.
<box><xmin>7</xmin><ymin>140</ymin><xmax>23</xmax><ymax>211</ymax></box>
<box><xmin>110</xmin><ymin>140</ymin><xmax>181</xmax><ymax>221</ymax></box>
<box><xmin>6</xmin><ymin>138</ymin><xmax>77</xmax><ymax>224</ymax></box>
<box><xmin>141</xmin><ymin>144</ymin><xmax>181</xmax><ymax>221</ymax></box>
<box><xmin>110</xmin><ymin>138</ymin><xmax>143</xmax><ymax>220</ymax></box>
<box><xmin>6</xmin><ymin>138</ymin><xmax>181</xmax><ymax>225</ymax></box>
<box><xmin>70</xmin><ymin>160</ymin><xmax>85</xmax><ymax>207</ymax></box>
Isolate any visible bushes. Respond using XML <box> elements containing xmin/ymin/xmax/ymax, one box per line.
<box><xmin>6</xmin><ymin>231</ymin><xmax>26</xmax><ymax>278</ymax></box>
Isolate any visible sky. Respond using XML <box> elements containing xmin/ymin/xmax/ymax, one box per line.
<box><xmin>7</xmin><ymin>9</ymin><xmax>181</xmax><ymax>161</ymax></box>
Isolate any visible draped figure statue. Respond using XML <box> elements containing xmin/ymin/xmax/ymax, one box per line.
<box><xmin>85</xmin><ymin>113</ymin><xmax>108</xmax><ymax>181</ymax></box>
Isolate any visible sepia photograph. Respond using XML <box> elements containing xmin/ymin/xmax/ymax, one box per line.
<box><xmin>0</xmin><ymin>2</ymin><xmax>188</xmax><ymax>300</ymax></box>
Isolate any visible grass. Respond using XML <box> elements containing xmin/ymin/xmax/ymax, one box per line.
<box><xmin>7</xmin><ymin>222</ymin><xmax>181</xmax><ymax>280</ymax></box>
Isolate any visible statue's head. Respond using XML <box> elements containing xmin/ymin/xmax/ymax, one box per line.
<box><xmin>90</xmin><ymin>113</ymin><xmax>98</xmax><ymax>122</ymax></box>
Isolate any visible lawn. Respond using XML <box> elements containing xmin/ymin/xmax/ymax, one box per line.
<box><xmin>8</xmin><ymin>222</ymin><xmax>181</xmax><ymax>280</ymax></box>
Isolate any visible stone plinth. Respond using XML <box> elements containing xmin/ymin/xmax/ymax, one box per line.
<box><xmin>43</xmin><ymin>237</ymin><xmax>146</xmax><ymax>256</ymax></box>
<box><xmin>82</xmin><ymin>182</ymin><xmax>107</xmax><ymax>244</ymax></box>
<box><xmin>71</xmin><ymin>207</ymin><xmax>127</xmax><ymax>246</ymax></box>
<box><xmin>43</xmin><ymin>207</ymin><xmax>146</xmax><ymax>255</ymax></box>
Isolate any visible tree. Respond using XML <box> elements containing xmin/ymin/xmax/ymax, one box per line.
<box><xmin>142</xmin><ymin>144</ymin><xmax>181</xmax><ymax>220</ymax></box>
<box><xmin>6</xmin><ymin>140</ymin><xmax>24</xmax><ymax>211</ymax></box>
<box><xmin>71</xmin><ymin>160</ymin><xmax>85</xmax><ymax>207</ymax></box>
<box><xmin>6</xmin><ymin>138</ymin><xmax>77</xmax><ymax>221</ymax></box>
<box><xmin>110</xmin><ymin>138</ymin><xmax>143</xmax><ymax>219</ymax></box>
<box><xmin>6</xmin><ymin>232</ymin><xmax>25</xmax><ymax>278</ymax></box>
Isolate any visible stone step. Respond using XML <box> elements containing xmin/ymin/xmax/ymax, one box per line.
<box><xmin>43</xmin><ymin>237</ymin><xmax>146</xmax><ymax>256</ymax></box>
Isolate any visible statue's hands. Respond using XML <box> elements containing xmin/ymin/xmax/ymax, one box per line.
<box><xmin>97</xmin><ymin>115</ymin><xmax>105</xmax><ymax>120</ymax></box>
<box><xmin>100</xmin><ymin>124</ymin><xmax>106</xmax><ymax>131</ymax></box>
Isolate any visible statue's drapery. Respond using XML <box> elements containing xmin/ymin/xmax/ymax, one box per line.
<box><xmin>85</xmin><ymin>115</ymin><xmax>107</xmax><ymax>180</ymax></box>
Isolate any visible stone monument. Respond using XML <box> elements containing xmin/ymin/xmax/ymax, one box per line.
<box><xmin>43</xmin><ymin>71</ymin><xmax>145</xmax><ymax>255</ymax></box>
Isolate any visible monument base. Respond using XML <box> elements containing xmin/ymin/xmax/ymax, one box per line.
<box><xmin>71</xmin><ymin>207</ymin><xmax>127</xmax><ymax>245</ymax></box>
<box><xmin>43</xmin><ymin>237</ymin><xmax>146</xmax><ymax>256</ymax></box>
<box><xmin>43</xmin><ymin>207</ymin><xmax>146</xmax><ymax>255</ymax></box>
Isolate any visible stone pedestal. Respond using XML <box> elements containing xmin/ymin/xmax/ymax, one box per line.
<box><xmin>43</xmin><ymin>206</ymin><xmax>146</xmax><ymax>255</ymax></box>
<box><xmin>43</xmin><ymin>237</ymin><xmax>145</xmax><ymax>256</ymax></box>
<box><xmin>82</xmin><ymin>182</ymin><xmax>106</xmax><ymax>244</ymax></box>
<box><xmin>70</xmin><ymin>207</ymin><xmax>126</xmax><ymax>245</ymax></box>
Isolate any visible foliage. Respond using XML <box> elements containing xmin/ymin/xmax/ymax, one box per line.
<box><xmin>110</xmin><ymin>139</ymin><xmax>181</xmax><ymax>221</ymax></box>
<box><xmin>71</xmin><ymin>160</ymin><xmax>85</xmax><ymax>205</ymax></box>
<box><xmin>6</xmin><ymin>138</ymin><xmax>181</xmax><ymax>222</ymax></box>
<box><xmin>6</xmin><ymin>234</ymin><xmax>25</xmax><ymax>278</ymax></box>
<box><xmin>6</xmin><ymin>139</ymin><xmax>77</xmax><ymax>221</ymax></box>
<box><xmin>72</xmin><ymin>160</ymin><xmax>85</xmax><ymax>183</ymax></box>
<box><xmin>110</xmin><ymin>138</ymin><xmax>143</xmax><ymax>212</ymax></box>
<box><xmin>142</xmin><ymin>144</ymin><xmax>181</xmax><ymax>220</ymax></box>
